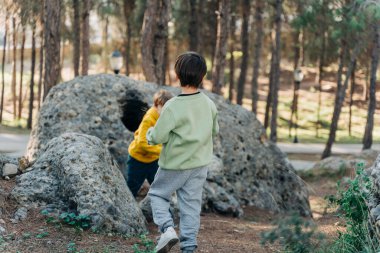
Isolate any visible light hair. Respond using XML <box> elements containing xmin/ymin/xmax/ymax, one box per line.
<box><xmin>153</xmin><ymin>90</ymin><xmax>173</xmax><ymax>107</ymax></box>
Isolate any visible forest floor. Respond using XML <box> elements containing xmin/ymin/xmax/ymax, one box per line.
<box><xmin>0</xmin><ymin>171</ymin><xmax>343</xmax><ymax>253</ymax></box>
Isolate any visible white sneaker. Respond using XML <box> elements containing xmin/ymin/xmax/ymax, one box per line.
<box><xmin>155</xmin><ymin>227</ymin><xmax>179</xmax><ymax>253</ymax></box>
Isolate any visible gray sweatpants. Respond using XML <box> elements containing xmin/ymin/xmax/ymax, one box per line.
<box><xmin>148</xmin><ymin>165</ymin><xmax>208</xmax><ymax>250</ymax></box>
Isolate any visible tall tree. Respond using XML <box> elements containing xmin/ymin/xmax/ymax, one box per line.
<box><xmin>141</xmin><ymin>0</ymin><xmax>170</xmax><ymax>85</ymax></box>
<box><xmin>123</xmin><ymin>0</ymin><xmax>135</xmax><ymax>75</ymax></box>
<box><xmin>81</xmin><ymin>0</ymin><xmax>90</xmax><ymax>76</ymax></box>
<box><xmin>37</xmin><ymin>26</ymin><xmax>44</xmax><ymax>108</ymax></box>
<box><xmin>11</xmin><ymin>17</ymin><xmax>17</xmax><ymax>119</ymax></box>
<box><xmin>43</xmin><ymin>0</ymin><xmax>61</xmax><ymax>99</ymax></box>
<box><xmin>363</xmin><ymin>23</ymin><xmax>380</xmax><ymax>149</ymax></box>
<box><xmin>18</xmin><ymin>25</ymin><xmax>26</xmax><ymax>119</ymax></box>
<box><xmin>73</xmin><ymin>0</ymin><xmax>81</xmax><ymax>77</ymax></box>
<box><xmin>28</xmin><ymin>23</ymin><xmax>37</xmax><ymax>129</ymax></box>
<box><xmin>264</xmin><ymin>29</ymin><xmax>276</xmax><ymax>129</ymax></box>
<box><xmin>0</xmin><ymin>9</ymin><xmax>9</xmax><ymax>123</ymax></box>
<box><xmin>348</xmin><ymin>60</ymin><xmax>356</xmax><ymax>136</ymax></box>
<box><xmin>228</xmin><ymin>9</ymin><xmax>236</xmax><ymax>101</ymax></box>
<box><xmin>236</xmin><ymin>0</ymin><xmax>250</xmax><ymax>105</ymax></box>
<box><xmin>269</xmin><ymin>0</ymin><xmax>283</xmax><ymax>142</ymax></box>
<box><xmin>188</xmin><ymin>0</ymin><xmax>199</xmax><ymax>51</ymax></box>
<box><xmin>251</xmin><ymin>0</ymin><xmax>264</xmax><ymax>113</ymax></box>
<box><xmin>211</xmin><ymin>0</ymin><xmax>231</xmax><ymax>95</ymax></box>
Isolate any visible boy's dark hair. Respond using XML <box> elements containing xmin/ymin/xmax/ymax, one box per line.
<box><xmin>174</xmin><ymin>52</ymin><xmax>207</xmax><ymax>88</ymax></box>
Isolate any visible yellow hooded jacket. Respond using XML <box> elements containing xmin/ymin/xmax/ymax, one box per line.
<box><xmin>128</xmin><ymin>107</ymin><xmax>162</xmax><ymax>163</ymax></box>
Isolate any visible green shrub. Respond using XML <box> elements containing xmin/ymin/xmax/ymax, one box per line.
<box><xmin>59</xmin><ymin>212</ymin><xmax>91</xmax><ymax>230</ymax></box>
<box><xmin>327</xmin><ymin>162</ymin><xmax>380</xmax><ymax>253</ymax></box>
<box><xmin>132</xmin><ymin>234</ymin><xmax>155</xmax><ymax>253</ymax></box>
<box><xmin>260</xmin><ymin>214</ymin><xmax>326</xmax><ymax>253</ymax></box>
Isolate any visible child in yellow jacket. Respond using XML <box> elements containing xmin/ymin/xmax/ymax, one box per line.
<box><xmin>126</xmin><ymin>90</ymin><xmax>173</xmax><ymax>197</ymax></box>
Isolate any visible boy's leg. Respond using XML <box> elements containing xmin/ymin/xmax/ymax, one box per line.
<box><xmin>146</xmin><ymin>160</ymin><xmax>159</xmax><ymax>185</ymax></box>
<box><xmin>176</xmin><ymin>166</ymin><xmax>208</xmax><ymax>250</ymax></box>
<box><xmin>148</xmin><ymin>168</ymin><xmax>191</xmax><ymax>232</ymax></box>
<box><xmin>126</xmin><ymin>156</ymin><xmax>148</xmax><ymax>197</ymax></box>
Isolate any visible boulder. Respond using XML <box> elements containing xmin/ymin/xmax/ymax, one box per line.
<box><xmin>0</xmin><ymin>154</ymin><xmax>17</xmax><ymax>170</ymax></box>
<box><xmin>26</xmin><ymin>74</ymin><xmax>310</xmax><ymax>216</ymax></box>
<box><xmin>13</xmin><ymin>133</ymin><xmax>147</xmax><ymax>234</ymax></box>
<box><xmin>2</xmin><ymin>163</ymin><xmax>18</xmax><ymax>178</ymax></box>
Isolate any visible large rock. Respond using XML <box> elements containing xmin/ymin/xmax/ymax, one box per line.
<box><xmin>26</xmin><ymin>74</ymin><xmax>311</xmax><ymax>216</ymax></box>
<box><xmin>13</xmin><ymin>133</ymin><xmax>147</xmax><ymax>234</ymax></box>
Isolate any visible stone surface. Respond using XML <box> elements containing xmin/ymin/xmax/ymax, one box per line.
<box><xmin>2</xmin><ymin>163</ymin><xmax>18</xmax><ymax>177</ymax></box>
<box><xmin>13</xmin><ymin>133</ymin><xmax>147</xmax><ymax>234</ymax></box>
<box><xmin>0</xmin><ymin>154</ymin><xmax>17</xmax><ymax>172</ymax></box>
<box><xmin>26</xmin><ymin>74</ymin><xmax>310</xmax><ymax>216</ymax></box>
<box><xmin>11</xmin><ymin>207</ymin><xmax>28</xmax><ymax>223</ymax></box>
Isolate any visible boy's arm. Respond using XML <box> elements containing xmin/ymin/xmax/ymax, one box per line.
<box><xmin>147</xmin><ymin>108</ymin><xmax>175</xmax><ymax>145</ymax></box>
<box><xmin>135</xmin><ymin>117</ymin><xmax>161</xmax><ymax>156</ymax></box>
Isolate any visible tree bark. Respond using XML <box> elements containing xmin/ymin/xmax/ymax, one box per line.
<box><xmin>228</xmin><ymin>13</ymin><xmax>236</xmax><ymax>101</ymax></box>
<box><xmin>81</xmin><ymin>0</ymin><xmax>90</xmax><ymax>76</ymax></box>
<box><xmin>236</xmin><ymin>0</ymin><xmax>250</xmax><ymax>105</ymax></box>
<box><xmin>11</xmin><ymin>17</ymin><xmax>17</xmax><ymax>119</ymax></box>
<box><xmin>73</xmin><ymin>0</ymin><xmax>81</xmax><ymax>77</ymax></box>
<box><xmin>322</xmin><ymin>43</ymin><xmax>361</xmax><ymax>159</ymax></box>
<box><xmin>269</xmin><ymin>0</ymin><xmax>283</xmax><ymax>142</ymax></box>
<box><xmin>363</xmin><ymin>24</ymin><xmax>379</xmax><ymax>150</ymax></box>
<box><xmin>0</xmin><ymin>12</ymin><xmax>9</xmax><ymax>123</ymax></box>
<box><xmin>28</xmin><ymin>24</ymin><xmax>37</xmax><ymax>129</ymax></box>
<box><xmin>348</xmin><ymin>60</ymin><xmax>356</xmax><ymax>136</ymax></box>
<box><xmin>264</xmin><ymin>30</ymin><xmax>276</xmax><ymax>129</ymax></box>
<box><xmin>211</xmin><ymin>0</ymin><xmax>231</xmax><ymax>95</ymax></box>
<box><xmin>38</xmin><ymin>27</ymin><xmax>44</xmax><ymax>109</ymax></box>
<box><xmin>288</xmin><ymin>29</ymin><xmax>300</xmax><ymax>137</ymax></box>
<box><xmin>188</xmin><ymin>0</ymin><xmax>199</xmax><ymax>52</ymax></box>
<box><xmin>251</xmin><ymin>0</ymin><xmax>264</xmax><ymax>114</ymax></box>
<box><xmin>18</xmin><ymin>26</ymin><xmax>26</xmax><ymax>120</ymax></box>
<box><xmin>102</xmin><ymin>16</ymin><xmax>109</xmax><ymax>73</ymax></box>
<box><xmin>141</xmin><ymin>0</ymin><xmax>170</xmax><ymax>85</ymax></box>
<box><xmin>123</xmin><ymin>0</ymin><xmax>135</xmax><ymax>76</ymax></box>
<box><xmin>316</xmin><ymin>31</ymin><xmax>327</xmax><ymax>137</ymax></box>
<box><xmin>43</xmin><ymin>0</ymin><xmax>61</xmax><ymax>99</ymax></box>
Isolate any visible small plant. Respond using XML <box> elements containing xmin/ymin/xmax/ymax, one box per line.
<box><xmin>35</xmin><ymin>231</ymin><xmax>49</xmax><ymax>239</ymax></box>
<box><xmin>67</xmin><ymin>241</ymin><xmax>85</xmax><ymax>253</ymax></box>
<box><xmin>132</xmin><ymin>234</ymin><xmax>155</xmax><ymax>253</ymax></box>
<box><xmin>59</xmin><ymin>212</ymin><xmax>91</xmax><ymax>230</ymax></box>
<box><xmin>261</xmin><ymin>214</ymin><xmax>326</xmax><ymax>253</ymax></box>
<box><xmin>327</xmin><ymin>162</ymin><xmax>380</xmax><ymax>252</ymax></box>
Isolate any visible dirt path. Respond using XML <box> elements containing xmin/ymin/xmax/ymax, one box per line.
<box><xmin>0</xmin><ymin>174</ymin><xmax>343</xmax><ymax>253</ymax></box>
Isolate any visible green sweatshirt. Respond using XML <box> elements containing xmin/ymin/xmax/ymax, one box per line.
<box><xmin>147</xmin><ymin>92</ymin><xmax>219</xmax><ymax>170</ymax></box>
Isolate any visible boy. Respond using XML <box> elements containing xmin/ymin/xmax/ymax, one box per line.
<box><xmin>147</xmin><ymin>52</ymin><xmax>219</xmax><ymax>253</ymax></box>
<box><xmin>126</xmin><ymin>90</ymin><xmax>173</xmax><ymax>197</ymax></box>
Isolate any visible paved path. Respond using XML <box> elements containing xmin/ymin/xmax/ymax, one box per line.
<box><xmin>277</xmin><ymin>143</ymin><xmax>380</xmax><ymax>155</ymax></box>
<box><xmin>0</xmin><ymin>134</ymin><xmax>29</xmax><ymax>157</ymax></box>
<box><xmin>1</xmin><ymin>133</ymin><xmax>377</xmax><ymax>170</ymax></box>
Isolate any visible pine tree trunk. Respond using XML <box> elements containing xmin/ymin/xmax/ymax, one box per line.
<box><xmin>102</xmin><ymin>16</ymin><xmax>109</xmax><ymax>73</ymax></box>
<box><xmin>348</xmin><ymin>60</ymin><xmax>356</xmax><ymax>136</ymax></box>
<box><xmin>123</xmin><ymin>0</ymin><xmax>135</xmax><ymax>76</ymax></box>
<box><xmin>188</xmin><ymin>0</ymin><xmax>199</xmax><ymax>52</ymax></box>
<box><xmin>0</xmin><ymin>12</ymin><xmax>8</xmax><ymax>123</ymax></box>
<box><xmin>81</xmin><ymin>0</ymin><xmax>90</xmax><ymax>76</ymax></box>
<box><xmin>264</xmin><ymin>28</ymin><xmax>276</xmax><ymax>129</ymax></box>
<box><xmin>363</xmin><ymin>24</ymin><xmax>379</xmax><ymax>150</ymax></box>
<box><xmin>28</xmin><ymin>24</ymin><xmax>36</xmax><ymax>129</ymax></box>
<box><xmin>18</xmin><ymin>26</ymin><xmax>26</xmax><ymax>120</ymax></box>
<box><xmin>38</xmin><ymin>27</ymin><xmax>44</xmax><ymax>109</ymax></box>
<box><xmin>43</xmin><ymin>0</ymin><xmax>61</xmax><ymax>99</ymax></box>
<box><xmin>228</xmin><ymin>14</ymin><xmax>236</xmax><ymax>102</ymax></box>
<box><xmin>141</xmin><ymin>0</ymin><xmax>170</xmax><ymax>85</ymax></box>
<box><xmin>289</xmin><ymin>29</ymin><xmax>300</xmax><ymax>137</ymax></box>
<box><xmin>236</xmin><ymin>0</ymin><xmax>250</xmax><ymax>105</ymax></box>
<box><xmin>73</xmin><ymin>0</ymin><xmax>81</xmax><ymax>77</ymax></box>
<box><xmin>211</xmin><ymin>0</ymin><xmax>231</xmax><ymax>95</ymax></box>
<box><xmin>251</xmin><ymin>0</ymin><xmax>264</xmax><ymax>114</ymax></box>
<box><xmin>322</xmin><ymin>44</ymin><xmax>361</xmax><ymax>159</ymax></box>
<box><xmin>11</xmin><ymin>18</ymin><xmax>17</xmax><ymax>120</ymax></box>
<box><xmin>269</xmin><ymin>0</ymin><xmax>283</xmax><ymax>142</ymax></box>
<box><xmin>316</xmin><ymin>31</ymin><xmax>326</xmax><ymax>137</ymax></box>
